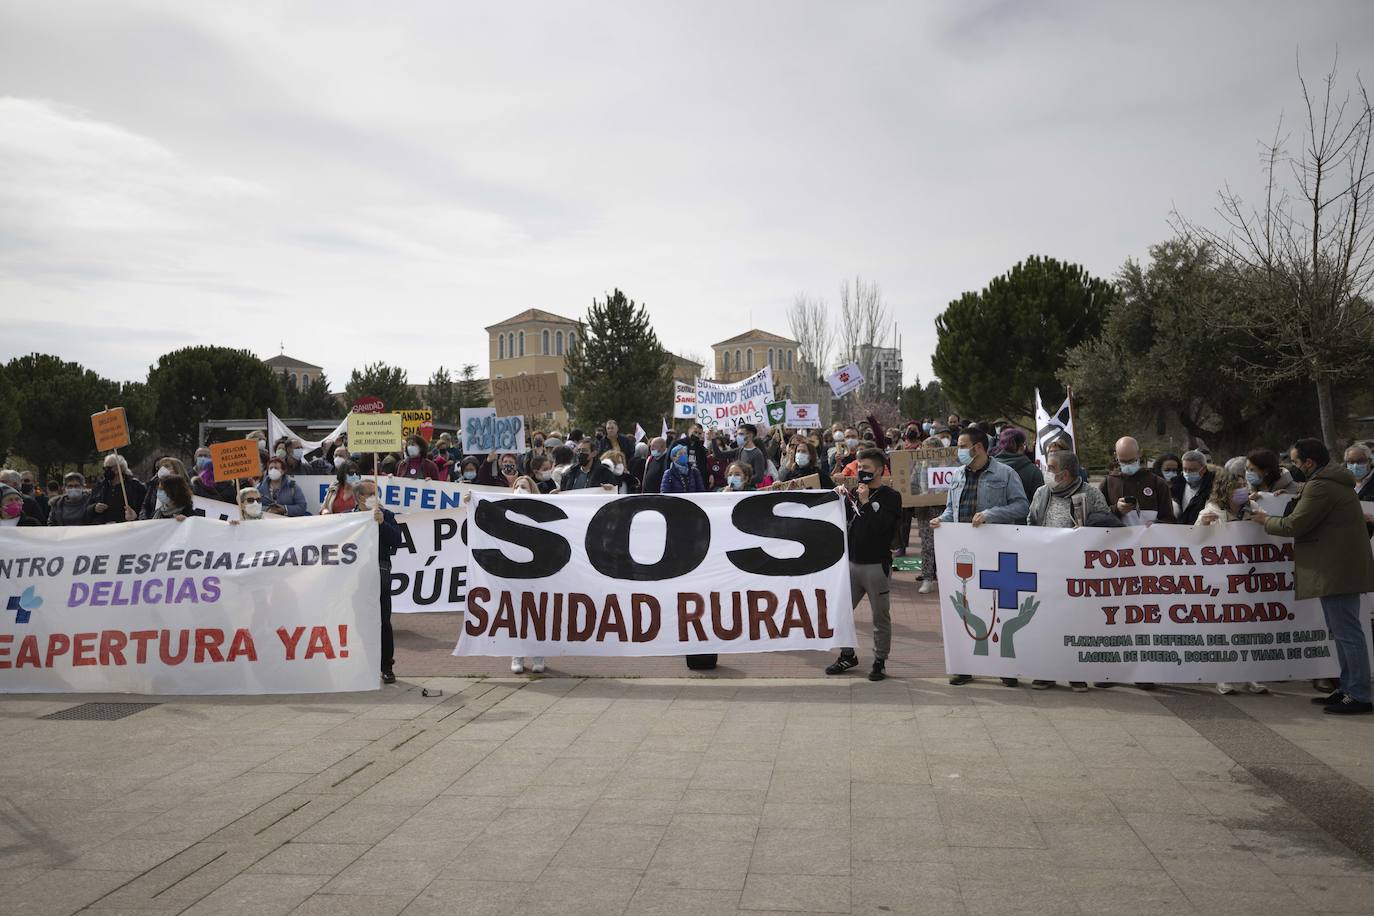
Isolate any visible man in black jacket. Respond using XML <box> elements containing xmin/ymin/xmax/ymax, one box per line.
<box><xmin>641</xmin><ymin>437</ymin><xmax>669</xmax><ymax>494</ymax></box>
<box><xmin>824</xmin><ymin>448</ymin><xmax>903</xmax><ymax>681</ymax></box>
<box><xmin>353</xmin><ymin>478</ymin><xmax>402</xmax><ymax>685</ymax></box>
<box><xmin>1169</xmin><ymin>449</ymin><xmax>1213</xmax><ymax>526</ymax></box>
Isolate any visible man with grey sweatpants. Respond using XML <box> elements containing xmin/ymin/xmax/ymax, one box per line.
<box><xmin>825</xmin><ymin>448</ymin><xmax>903</xmax><ymax>681</ymax></box>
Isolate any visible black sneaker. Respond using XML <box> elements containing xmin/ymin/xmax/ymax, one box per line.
<box><xmin>1324</xmin><ymin>696</ymin><xmax>1374</xmax><ymax>715</ymax></box>
<box><xmin>1001</xmin><ymin>677</ymin><xmax>1019</xmax><ymax>688</ymax></box>
<box><xmin>868</xmin><ymin>660</ymin><xmax>887</xmax><ymax>682</ymax></box>
<box><xmin>381</xmin><ymin>669</ymin><xmax>396</xmax><ymax>685</ymax></box>
<box><xmin>1312</xmin><ymin>690</ymin><xmax>1345</xmax><ymax>706</ymax></box>
<box><xmin>948</xmin><ymin>674</ymin><xmax>973</xmax><ymax>685</ymax></box>
<box><xmin>825</xmin><ymin>652</ymin><xmax>859</xmax><ymax>675</ymax></box>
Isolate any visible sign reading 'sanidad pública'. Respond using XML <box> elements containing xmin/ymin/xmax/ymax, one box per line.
<box><xmin>935</xmin><ymin>522</ymin><xmax>1367</xmax><ymax>683</ymax></box>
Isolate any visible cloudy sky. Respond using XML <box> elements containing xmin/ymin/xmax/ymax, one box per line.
<box><xmin>1</xmin><ymin>1</ymin><xmax>1371</xmax><ymax>390</ymax></box>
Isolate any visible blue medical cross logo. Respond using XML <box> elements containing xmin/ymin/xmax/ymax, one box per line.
<box><xmin>979</xmin><ymin>552</ymin><xmax>1037</xmax><ymax>609</ymax></box>
<box><xmin>6</xmin><ymin>586</ymin><xmax>42</xmax><ymax>624</ymax></box>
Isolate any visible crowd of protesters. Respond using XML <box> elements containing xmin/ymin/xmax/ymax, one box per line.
<box><xmin>5</xmin><ymin>411</ymin><xmax>1374</xmax><ymax>713</ymax></box>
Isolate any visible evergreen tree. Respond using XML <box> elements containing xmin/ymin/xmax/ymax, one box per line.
<box><xmin>562</xmin><ymin>289</ymin><xmax>673</xmax><ymax>431</ymax></box>
<box><xmin>344</xmin><ymin>362</ymin><xmax>419</xmax><ymax>412</ymax></box>
<box><xmin>455</xmin><ymin>363</ymin><xmax>490</xmax><ymax>410</ymax></box>
<box><xmin>7</xmin><ymin>353</ymin><xmax>128</xmax><ymax>479</ymax></box>
<box><xmin>293</xmin><ymin>374</ymin><xmax>340</xmax><ymax>418</ymax></box>
<box><xmin>145</xmin><ymin>346</ymin><xmax>286</xmax><ymax>452</ymax></box>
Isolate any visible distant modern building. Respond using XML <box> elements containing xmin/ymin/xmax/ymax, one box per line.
<box><xmin>857</xmin><ymin>342</ymin><xmax>904</xmax><ymax>399</ymax></box>
<box><xmin>711</xmin><ymin>329</ymin><xmax>806</xmax><ymax>398</ymax></box>
<box><xmin>262</xmin><ymin>354</ymin><xmax>324</xmax><ymax>391</ymax></box>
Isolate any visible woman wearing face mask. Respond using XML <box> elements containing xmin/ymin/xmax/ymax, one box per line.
<box><xmin>720</xmin><ymin>461</ymin><xmax>755</xmax><ymax>493</ymax></box>
<box><xmin>660</xmin><ymin>444</ymin><xmax>706</xmax><ymax>493</ymax></box>
<box><xmin>190</xmin><ymin>446</ymin><xmax>237</xmax><ymax>503</ymax></box>
<box><xmin>477</xmin><ymin>452</ymin><xmax>522</xmax><ymax>488</ymax></box>
<box><xmin>527</xmin><ymin>455</ymin><xmax>558</xmax><ymax>494</ymax></box>
<box><xmin>257</xmin><ymin>457</ymin><xmax>309</xmax><ymax>517</ymax></box>
<box><xmin>48</xmin><ymin>473</ymin><xmax>91</xmax><ymax>526</ymax></box>
<box><xmin>87</xmin><ymin>453</ymin><xmax>148</xmax><ymax>525</ymax></box>
<box><xmin>271</xmin><ymin>437</ymin><xmax>309</xmax><ymax>477</ymax></box>
<box><xmin>0</xmin><ymin>486</ymin><xmax>41</xmax><ymax>527</ymax></box>
<box><xmin>456</xmin><ymin>456</ymin><xmax>482</xmax><ymax>485</ymax></box>
<box><xmin>236</xmin><ymin>487</ymin><xmax>265</xmax><ymax>522</ymax></box>
<box><xmin>141</xmin><ymin>456</ymin><xmax>193</xmax><ymax>520</ymax></box>
<box><xmin>600</xmin><ymin>450</ymin><xmax>639</xmax><ymax>494</ymax></box>
<box><xmin>778</xmin><ymin>439</ymin><xmax>833</xmax><ymax>489</ymax></box>
<box><xmin>144</xmin><ymin>474</ymin><xmax>194</xmax><ymax>522</ymax></box>
<box><xmin>1153</xmin><ymin>454</ymin><xmax>1182</xmax><ymax>485</ymax></box>
<box><xmin>1195</xmin><ymin>469</ymin><xmax>1270</xmax><ymax>696</ymax></box>
<box><xmin>1246</xmin><ymin>449</ymin><xmax>1300</xmax><ymax>498</ymax></box>
<box><xmin>521</xmin><ymin>434</ymin><xmax>548</xmax><ymax>476</ymax></box>
<box><xmin>321</xmin><ymin>460</ymin><xmax>362</xmax><ymax>514</ymax></box>
<box><xmin>396</xmin><ymin>435</ymin><xmax>440</xmax><ymax>480</ymax></box>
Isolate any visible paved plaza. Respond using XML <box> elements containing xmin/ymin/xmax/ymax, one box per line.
<box><xmin>3</xmin><ymin>671</ymin><xmax>1374</xmax><ymax>915</ymax></box>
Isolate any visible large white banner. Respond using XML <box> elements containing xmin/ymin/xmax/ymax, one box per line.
<box><xmin>0</xmin><ymin>515</ymin><xmax>381</xmax><ymax>694</ymax></box>
<box><xmin>673</xmin><ymin>381</ymin><xmax>696</xmax><ymax>419</ymax></box>
<box><xmin>390</xmin><ymin>508</ymin><xmax>469</xmax><ymax>614</ymax></box>
<box><xmin>456</xmin><ymin>490</ymin><xmax>856</xmax><ymax>657</ymax></box>
<box><xmin>694</xmin><ymin>367</ymin><xmax>774</xmax><ymax>430</ymax></box>
<box><xmin>936</xmin><ymin>522</ymin><xmax>1362</xmax><ymax>682</ymax></box>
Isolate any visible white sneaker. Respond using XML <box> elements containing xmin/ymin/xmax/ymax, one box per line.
<box><xmin>1217</xmin><ymin>682</ymin><xmax>1234</xmax><ymax>695</ymax></box>
<box><xmin>1246</xmin><ymin>681</ymin><xmax>1269</xmax><ymax>694</ymax></box>
<box><xmin>531</xmin><ymin>656</ymin><xmax>546</xmax><ymax>674</ymax></box>
<box><xmin>510</xmin><ymin>657</ymin><xmax>525</xmax><ymax>674</ymax></box>
<box><xmin>918</xmin><ymin>580</ymin><xmax>936</xmax><ymax>595</ymax></box>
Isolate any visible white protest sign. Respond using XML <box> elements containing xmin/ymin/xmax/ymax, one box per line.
<box><xmin>826</xmin><ymin>362</ymin><xmax>864</xmax><ymax>398</ymax></box>
<box><xmin>456</xmin><ymin>490</ymin><xmax>856</xmax><ymax>657</ymax></box>
<box><xmin>785</xmin><ymin>403</ymin><xmax>821</xmax><ymax>429</ymax></box>
<box><xmin>935</xmin><ymin>522</ymin><xmax>1365</xmax><ymax>683</ymax></box>
<box><xmin>673</xmin><ymin>381</ymin><xmax>696</xmax><ymax>419</ymax></box>
<box><xmin>390</xmin><ymin>507</ymin><xmax>469</xmax><ymax>614</ymax></box>
<box><xmin>694</xmin><ymin>367</ymin><xmax>774</xmax><ymax>430</ymax></box>
<box><xmin>0</xmin><ymin>515</ymin><xmax>381</xmax><ymax>694</ymax></box>
<box><xmin>461</xmin><ymin>408</ymin><xmax>526</xmax><ymax>453</ymax></box>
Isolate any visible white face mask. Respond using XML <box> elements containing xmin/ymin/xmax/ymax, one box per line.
<box><xmin>334</xmin><ymin>455</ymin><xmax>348</xmax><ymax>468</ymax></box>
<box><xmin>537</xmin><ymin>470</ymin><xmax>553</xmax><ymax>481</ymax></box>
<box><xmin>795</xmin><ymin>452</ymin><xmax>811</xmax><ymax>467</ymax></box>
<box><xmin>514</xmin><ymin>485</ymin><xmax>534</xmax><ymax>494</ymax></box>
<box><xmin>406</xmin><ymin>445</ymin><xmax>420</xmax><ymax>458</ymax></box>
<box><xmin>65</xmin><ymin>486</ymin><xmax>83</xmax><ymax>498</ymax></box>
<box><xmin>267</xmin><ymin>468</ymin><xmax>283</xmax><ymax>481</ymax></box>
<box><xmin>364</xmin><ymin>495</ymin><xmax>380</xmax><ymax>510</ymax></box>
<box><xmin>243</xmin><ymin>501</ymin><xmax>263</xmax><ymax>518</ymax></box>
<box><xmin>292</xmin><ymin>448</ymin><xmax>305</xmax><ymax>460</ymax></box>
<box><xmin>613</xmin><ymin>464</ymin><xmax>625</xmax><ymax>476</ymax></box>
<box><xmin>602</xmin><ymin>458</ymin><xmax>615</xmax><ymax>471</ymax></box>
<box><xmin>157</xmin><ymin>466</ymin><xmax>173</xmax><ymax>479</ymax></box>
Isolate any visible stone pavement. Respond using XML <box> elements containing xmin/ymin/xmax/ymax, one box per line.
<box><xmin>2</xmin><ymin>676</ymin><xmax>1374</xmax><ymax>915</ymax></box>
<box><xmin>393</xmin><ymin>566</ymin><xmax>946</xmax><ymax>678</ymax></box>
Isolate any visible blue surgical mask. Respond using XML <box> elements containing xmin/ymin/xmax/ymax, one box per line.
<box><xmin>1118</xmin><ymin>462</ymin><xmax>1140</xmax><ymax>476</ymax></box>
<box><xmin>956</xmin><ymin>448</ymin><xmax>972</xmax><ymax>466</ymax></box>
<box><xmin>346</xmin><ymin>474</ymin><xmax>361</xmax><ymax>486</ymax></box>
<box><xmin>1348</xmin><ymin>463</ymin><xmax>1369</xmax><ymax>479</ymax></box>
<box><xmin>1230</xmin><ymin>488</ymin><xmax>1251</xmax><ymax>508</ymax></box>
<box><xmin>795</xmin><ymin>452</ymin><xmax>811</xmax><ymax>467</ymax></box>
<box><xmin>156</xmin><ymin>490</ymin><xmax>170</xmax><ymax>506</ymax></box>
<box><xmin>1162</xmin><ymin>470</ymin><xmax>1178</xmax><ymax>482</ymax></box>
<box><xmin>675</xmin><ymin>455</ymin><xmax>689</xmax><ymax>470</ymax></box>
<box><xmin>736</xmin><ymin>434</ymin><xmax>747</xmax><ymax>447</ymax></box>
<box><xmin>1184</xmin><ymin>472</ymin><xmax>1202</xmax><ymax>486</ymax></box>
<box><xmin>727</xmin><ymin>475</ymin><xmax>743</xmax><ymax>490</ymax></box>
<box><xmin>1245</xmin><ymin>470</ymin><xmax>1262</xmax><ymax>488</ymax></box>
<box><xmin>651</xmin><ymin>449</ymin><xmax>664</xmax><ymax>459</ymax></box>
<box><xmin>195</xmin><ymin>456</ymin><xmax>211</xmax><ymax>470</ymax></box>
<box><xmin>462</xmin><ymin>470</ymin><xmax>477</xmax><ymax>481</ymax></box>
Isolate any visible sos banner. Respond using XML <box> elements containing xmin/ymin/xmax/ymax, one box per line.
<box><xmin>457</xmin><ymin>491</ymin><xmax>856</xmax><ymax>657</ymax></box>
<box><xmin>0</xmin><ymin>515</ymin><xmax>381</xmax><ymax>694</ymax></box>
<box><xmin>935</xmin><ymin>522</ymin><xmax>1363</xmax><ymax>683</ymax></box>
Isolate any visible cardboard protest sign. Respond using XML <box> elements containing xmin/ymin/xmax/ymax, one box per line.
<box><xmin>826</xmin><ymin>362</ymin><xmax>864</xmax><ymax>398</ymax></box>
<box><xmin>694</xmin><ymin>367</ymin><xmax>774</xmax><ymax>430</ymax></box>
<box><xmin>399</xmin><ymin>409</ymin><xmax>433</xmax><ymax>440</ymax></box>
<box><xmin>461</xmin><ymin>408</ymin><xmax>526</xmax><ymax>453</ymax></box>
<box><xmin>673</xmin><ymin>381</ymin><xmax>696</xmax><ymax>419</ymax></box>
<box><xmin>768</xmin><ymin>474</ymin><xmax>821</xmax><ymax>491</ymax></box>
<box><xmin>91</xmin><ymin>407</ymin><xmax>130</xmax><ymax>452</ymax></box>
<box><xmin>210</xmin><ymin>440</ymin><xmax>261</xmax><ymax>482</ymax></box>
<box><xmin>889</xmin><ymin>447</ymin><xmax>959</xmax><ymax>507</ymax></box>
<box><xmin>348</xmin><ymin>412</ymin><xmax>404</xmax><ymax>452</ymax></box>
<box><xmin>491</xmin><ymin>372</ymin><xmax>562</xmax><ymax>416</ymax></box>
<box><xmin>765</xmin><ymin>400</ymin><xmax>788</xmax><ymax>427</ymax></box>
<box><xmin>786</xmin><ymin>403</ymin><xmax>820</xmax><ymax>429</ymax></box>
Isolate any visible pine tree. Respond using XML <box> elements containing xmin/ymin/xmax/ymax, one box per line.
<box><xmin>562</xmin><ymin>289</ymin><xmax>674</xmax><ymax>431</ymax></box>
<box><xmin>344</xmin><ymin>362</ymin><xmax>419</xmax><ymax>411</ymax></box>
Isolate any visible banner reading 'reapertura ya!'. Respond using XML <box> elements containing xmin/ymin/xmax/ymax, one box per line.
<box><xmin>935</xmin><ymin>522</ymin><xmax>1366</xmax><ymax>683</ymax></box>
<box><xmin>0</xmin><ymin>515</ymin><xmax>381</xmax><ymax>694</ymax></box>
<box><xmin>456</xmin><ymin>490</ymin><xmax>856</xmax><ymax>657</ymax></box>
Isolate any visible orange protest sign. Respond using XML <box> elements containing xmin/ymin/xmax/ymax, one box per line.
<box><xmin>210</xmin><ymin>439</ymin><xmax>262</xmax><ymax>481</ymax></box>
<box><xmin>91</xmin><ymin>407</ymin><xmax>130</xmax><ymax>452</ymax></box>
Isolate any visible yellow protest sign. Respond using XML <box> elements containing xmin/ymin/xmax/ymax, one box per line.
<box><xmin>348</xmin><ymin>412</ymin><xmax>404</xmax><ymax>452</ymax></box>
<box><xmin>210</xmin><ymin>440</ymin><xmax>262</xmax><ymax>481</ymax></box>
<box><xmin>91</xmin><ymin>407</ymin><xmax>130</xmax><ymax>452</ymax></box>
<box><xmin>399</xmin><ymin>408</ymin><xmax>433</xmax><ymax>440</ymax></box>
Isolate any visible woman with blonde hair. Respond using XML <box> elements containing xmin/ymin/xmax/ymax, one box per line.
<box><xmin>1196</xmin><ymin>466</ymin><xmax>1268</xmax><ymax>696</ymax></box>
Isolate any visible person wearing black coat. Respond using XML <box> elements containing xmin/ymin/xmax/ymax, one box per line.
<box><xmin>353</xmin><ymin>478</ymin><xmax>402</xmax><ymax>685</ymax></box>
<box><xmin>85</xmin><ymin>455</ymin><xmax>148</xmax><ymax>525</ymax></box>
<box><xmin>641</xmin><ymin>438</ymin><xmax>670</xmax><ymax>495</ymax></box>
<box><xmin>1169</xmin><ymin>453</ymin><xmax>1215</xmax><ymax>526</ymax></box>
<box><xmin>595</xmin><ymin>420</ymin><xmax>636</xmax><ymax>461</ymax></box>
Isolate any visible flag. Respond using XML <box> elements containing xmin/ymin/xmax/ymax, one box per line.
<box><xmin>634</xmin><ymin>422</ymin><xmax>647</xmax><ymax>443</ymax></box>
<box><xmin>662</xmin><ymin>418</ymin><xmax>670</xmax><ymax>441</ymax></box>
<box><xmin>268</xmin><ymin>409</ymin><xmax>348</xmax><ymax>456</ymax></box>
<box><xmin>1033</xmin><ymin>389</ymin><xmax>1075</xmax><ymax>468</ymax></box>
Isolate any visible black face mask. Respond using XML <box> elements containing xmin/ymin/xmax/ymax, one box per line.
<box><xmin>580</xmin><ymin>453</ymin><xmax>592</xmax><ymax>466</ymax></box>
<box><xmin>104</xmin><ymin>467</ymin><xmax>116</xmax><ymax>480</ymax></box>
<box><xmin>857</xmin><ymin>470</ymin><xmax>876</xmax><ymax>484</ymax></box>
<box><xmin>20</xmin><ymin>483</ymin><xmax>33</xmax><ymax>494</ymax></box>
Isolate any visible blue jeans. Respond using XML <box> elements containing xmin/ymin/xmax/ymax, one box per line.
<box><xmin>1320</xmin><ymin>593</ymin><xmax>1371</xmax><ymax>703</ymax></box>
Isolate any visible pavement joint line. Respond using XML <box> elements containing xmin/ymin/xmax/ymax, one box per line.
<box><xmin>150</xmin><ymin>848</ymin><xmax>227</xmax><ymax>898</ymax></box>
<box><xmin>329</xmin><ymin>760</ymin><xmax>373</xmax><ymax>788</ymax></box>
<box><xmin>253</xmin><ymin>798</ymin><xmax>312</xmax><ymax>836</ymax></box>
<box><xmin>1153</xmin><ymin>690</ymin><xmax>1374</xmax><ymax>867</ymax></box>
